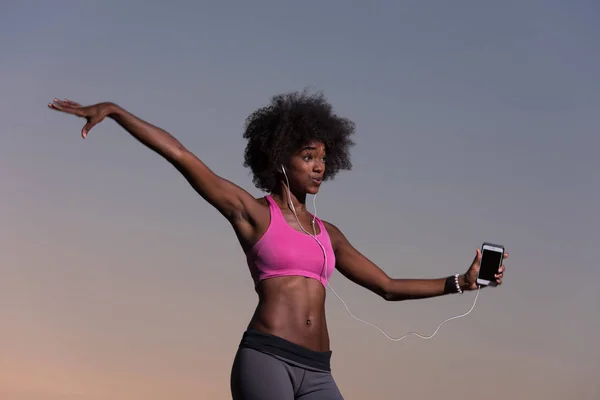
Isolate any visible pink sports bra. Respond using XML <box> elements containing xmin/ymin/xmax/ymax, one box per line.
<box><xmin>245</xmin><ymin>195</ymin><xmax>336</xmax><ymax>287</ymax></box>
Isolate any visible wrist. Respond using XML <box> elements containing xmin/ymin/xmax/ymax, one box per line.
<box><xmin>444</xmin><ymin>274</ymin><xmax>464</xmax><ymax>294</ymax></box>
<box><xmin>458</xmin><ymin>273</ymin><xmax>471</xmax><ymax>291</ymax></box>
<box><xmin>104</xmin><ymin>102</ymin><xmax>121</xmax><ymax>118</ymax></box>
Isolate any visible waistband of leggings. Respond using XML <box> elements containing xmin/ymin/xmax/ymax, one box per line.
<box><xmin>239</xmin><ymin>328</ymin><xmax>332</xmax><ymax>371</ymax></box>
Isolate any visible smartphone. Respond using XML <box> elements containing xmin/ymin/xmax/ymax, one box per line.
<box><xmin>477</xmin><ymin>242</ymin><xmax>505</xmax><ymax>286</ymax></box>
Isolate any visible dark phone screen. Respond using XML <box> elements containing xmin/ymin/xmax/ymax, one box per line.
<box><xmin>479</xmin><ymin>248</ymin><xmax>503</xmax><ymax>281</ymax></box>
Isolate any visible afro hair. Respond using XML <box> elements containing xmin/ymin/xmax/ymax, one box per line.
<box><xmin>242</xmin><ymin>89</ymin><xmax>355</xmax><ymax>192</ymax></box>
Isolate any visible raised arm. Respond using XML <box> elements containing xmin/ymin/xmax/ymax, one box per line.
<box><xmin>48</xmin><ymin>99</ymin><xmax>261</xmax><ymax>223</ymax></box>
<box><xmin>323</xmin><ymin>221</ymin><xmax>506</xmax><ymax>301</ymax></box>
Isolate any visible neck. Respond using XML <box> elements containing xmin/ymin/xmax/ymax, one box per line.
<box><xmin>271</xmin><ymin>181</ymin><xmax>307</xmax><ymax>213</ymax></box>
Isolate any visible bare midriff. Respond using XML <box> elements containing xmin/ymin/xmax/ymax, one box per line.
<box><xmin>248</xmin><ymin>275</ymin><xmax>330</xmax><ymax>352</ymax></box>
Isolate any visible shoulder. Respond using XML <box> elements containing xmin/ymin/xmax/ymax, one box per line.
<box><xmin>255</xmin><ymin>196</ymin><xmax>270</xmax><ymax>206</ymax></box>
<box><xmin>322</xmin><ymin>219</ymin><xmax>341</xmax><ymax>234</ymax></box>
<box><xmin>321</xmin><ymin>220</ymin><xmax>347</xmax><ymax>250</ymax></box>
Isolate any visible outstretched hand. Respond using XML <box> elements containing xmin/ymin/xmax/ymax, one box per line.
<box><xmin>48</xmin><ymin>98</ymin><xmax>113</xmax><ymax>138</ymax></box>
<box><xmin>464</xmin><ymin>248</ymin><xmax>508</xmax><ymax>290</ymax></box>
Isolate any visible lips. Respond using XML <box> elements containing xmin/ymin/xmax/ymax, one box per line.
<box><xmin>312</xmin><ymin>177</ymin><xmax>323</xmax><ymax>184</ymax></box>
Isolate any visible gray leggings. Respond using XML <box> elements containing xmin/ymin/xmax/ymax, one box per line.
<box><xmin>230</xmin><ymin>347</ymin><xmax>344</xmax><ymax>400</ymax></box>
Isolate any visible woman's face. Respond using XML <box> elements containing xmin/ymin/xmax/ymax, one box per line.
<box><xmin>282</xmin><ymin>140</ymin><xmax>326</xmax><ymax>195</ymax></box>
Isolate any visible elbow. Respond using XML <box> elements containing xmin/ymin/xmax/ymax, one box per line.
<box><xmin>381</xmin><ymin>291</ymin><xmax>408</xmax><ymax>302</ymax></box>
<box><xmin>379</xmin><ymin>278</ymin><xmax>410</xmax><ymax>302</ymax></box>
<box><xmin>379</xmin><ymin>278</ymin><xmax>395</xmax><ymax>301</ymax></box>
<box><xmin>381</xmin><ymin>290</ymin><xmax>398</xmax><ymax>302</ymax></box>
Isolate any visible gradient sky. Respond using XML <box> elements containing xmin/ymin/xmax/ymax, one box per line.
<box><xmin>2</xmin><ymin>1</ymin><xmax>599</xmax><ymax>399</ymax></box>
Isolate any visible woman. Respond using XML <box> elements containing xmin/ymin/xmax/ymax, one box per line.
<box><xmin>48</xmin><ymin>91</ymin><xmax>507</xmax><ymax>399</ymax></box>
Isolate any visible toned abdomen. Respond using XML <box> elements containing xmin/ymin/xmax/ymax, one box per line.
<box><xmin>248</xmin><ymin>275</ymin><xmax>330</xmax><ymax>352</ymax></box>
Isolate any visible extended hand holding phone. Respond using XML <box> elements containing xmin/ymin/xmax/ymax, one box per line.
<box><xmin>477</xmin><ymin>242</ymin><xmax>505</xmax><ymax>286</ymax></box>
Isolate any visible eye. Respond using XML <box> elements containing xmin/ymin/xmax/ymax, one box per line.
<box><xmin>303</xmin><ymin>154</ymin><xmax>312</xmax><ymax>161</ymax></box>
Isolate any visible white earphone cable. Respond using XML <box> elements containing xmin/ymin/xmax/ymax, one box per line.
<box><xmin>281</xmin><ymin>166</ymin><xmax>481</xmax><ymax>341</ymax></box>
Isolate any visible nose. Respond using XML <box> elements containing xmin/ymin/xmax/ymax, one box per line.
<box><xmin>313</xmin><ymin>159</ymin><xmax>325</xmax><ymax>173</ymax></box>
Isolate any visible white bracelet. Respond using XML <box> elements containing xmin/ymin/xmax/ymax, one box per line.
<box><xmin>454</xmin><ymin>273</ymin><xmax>463</xmax><ymax>294</ymax></box>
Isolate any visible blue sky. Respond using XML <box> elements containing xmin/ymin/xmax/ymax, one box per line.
<box><xmin>1</xmin><ymin>1</ymin><xmax>599</xmax><ymax>399</ymax></box>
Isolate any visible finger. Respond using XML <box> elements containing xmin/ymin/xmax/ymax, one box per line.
<box><xmin>504</xmin><ymin>252</ymin><xmax>509</xmax><ymax>259</ymax></box>
<box><xmin>82</xmin><ymin>117</ymin><xmax>100</xmax><ymax>138</ymax></box>
<box><xmin>496</xmin><ymin>277</ymin><xmax>503</xmax><ymax>285</ymax></box>
<box><xmin>473</xmin><ymin>248</ymin><xmax>482</xmax><ymax>264</ymax></box>
<box><xmin>82</xmin><ymin>121</ymin><xmax>92</xmax><ymax>138</ymax></box>
<box><xmin>498</xmin><ymin>265</ymin><xmax>505</xmax><ymax>273</ymax></box>
<box><xmin>48</xmin><ymin>102</ymin><xmax>71</xmax><ymax>112</ymax></box>
<box><xmin>49</xmin><ymin>99</ymin><xmax>86</xmax><ymax>117</ymax></box>
<box><xmin>48</xmin><ymin>99</ymin><xmax>74</xmax><ymax>112</ymax></box>
<box><xmin>52</xmin><ymin>98</ymin><xmax>81</xmax><ymax>109</ymax></box>
<box><xmin>63</xmin><ymin>98</ymin><xmax>82</xmax><ymax>107</ymax></box>
<box><xmin>52</xmin><ymin>98</ymin><xmax>73</xmax><ymax>107</ymax></box>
